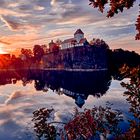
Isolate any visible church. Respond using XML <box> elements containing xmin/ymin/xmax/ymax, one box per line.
<box><xmin>61</xmin><ymin>29</ymin><xmax>87</xmax><ymax>49</ymax></box>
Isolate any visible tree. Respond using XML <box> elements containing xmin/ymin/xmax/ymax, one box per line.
<box><xmin>52</xmin><ymin>43</ymin><xmax>60</xmax><ymax>52</ymax></box>
<box><xmin>33</xmin><ymin>45</ymin><xmax>45</xmax><ymax>62</ymax></box>
<box><xmin>55</xmin><ymin>39</ymin><xmax>62</xmax><ymax>46</ymax></box>
<box><xmin>32</xmin><ymin>105</ymin><xmax>123</xmax><ymax>140</ymax></box>
<box><xmin>41</xmin><ymin>44</ymin><xmax>48</xmax><ymax>54</ymax></box>
<box><xmin>120</xmin><ymin>66</ymin><xmax>140</xmax><ymax>139</ymax></box>
<box><xmin>89</xmin><ymin>0</ymin><xmax>140</xmax><ymax>40</ymax></box>
<box><xmin>136</xmin><ymin>9</ymin><xmax>140</xmax><ymax>40</ymax></box>
<box><xmin>21</xmin><ymin>48</ymin><xmax>33</xmax><ymax>60</ymax></box>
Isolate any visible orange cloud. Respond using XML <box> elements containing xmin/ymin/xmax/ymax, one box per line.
<box><xmin>108</xmin><ymin>35</ymin><xmax>140</xmax><ymax>54</ymax></box>
<box><xmin>0</xmin><ymin>8</ymin><xmax>30</xmax><ymax>17</ymax></box>
<box><xmin>0</xmin><ymin>40</ymin><xmax>11</xmax><ymax>45</ymax></box>
<box><xmin>0</xmin><ymin>15</ymin><xmax>41</xmax><ymax>31</ymax></box>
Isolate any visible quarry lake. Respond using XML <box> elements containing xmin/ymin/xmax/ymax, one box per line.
<box><xmin>0</xmin><ymin>70</ymin><xmax>131</xmax><ymax>140</ymax></box>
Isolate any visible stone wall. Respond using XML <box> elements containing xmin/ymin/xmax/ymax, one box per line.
<box><xmin>42</xmin><ymin>45</ymin><xmax>108</xmax><ymax>69</ymax></box>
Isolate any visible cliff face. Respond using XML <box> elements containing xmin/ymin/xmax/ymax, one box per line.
<box><xmin>42</xmin><ymin>45</ymin><xmax>108</xmax><ymax>69</ymax></box>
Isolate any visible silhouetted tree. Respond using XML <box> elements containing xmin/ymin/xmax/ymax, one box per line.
<box><xmin>108</xmin><ymin>49</ymin><xmax>140</xmax><ymax>76</ymax></box>
<box><xmin>34</xmin><ymin>80</ymin><xmax>45</xmax><ymax>91</ymax></box>
<box><xmin>41</xmin><ymin>44</ymin><xmax>48</xmax><ymax>54</ymax></box>
<box><xmin>21</xmin><ymin>48</ymin><xmax>33</xmax><ymax>60</ymax></box>
<box><xmin>33</xmin><ymin>45</ymin><xmax>45</xmax><ymax>62</ymax></box>
<box><xmin>55</xmin><ymin>39</ymin><xmax>62</xmax><ymax>46</ymax></box>
<box><xmin>52</xmin><ymin>43</ymin><xmax>60</xmax><ymax>52</ymax></box>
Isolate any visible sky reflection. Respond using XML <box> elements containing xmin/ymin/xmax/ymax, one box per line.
<box><xmin>0</xmin><ymin>78</ymin><xmax>130</xmax><ymax>140</ymax></box>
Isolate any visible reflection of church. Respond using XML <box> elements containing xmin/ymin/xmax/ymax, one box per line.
<box><xmin>62</xmin><ymin>89</ymin><xmax>87</xmax><ymax>108</ymax></box>
<box><xmin>39</xmin><ymin>71</ymin><xmax>111</xmax><ymax>108</ymax></box>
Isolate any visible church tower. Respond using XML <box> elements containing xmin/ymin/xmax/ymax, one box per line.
<box><xmin>74</xmin><ymin>29</ymin><xmax>84</xmax><ymax>43</ymax></box>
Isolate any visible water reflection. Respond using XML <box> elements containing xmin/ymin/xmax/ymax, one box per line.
<box><xmin>0</xmin><ymin>70</ymin><xmax>111</xmax><ymax>108</ymax></box>
<box><xmin>41</xmin><ymin>71</ymin><xmax>111</xmax><ymax>107</ymax></box>
<box><xmin>0</xmin><ymin>70</ymin><xmax>31</xmax><ymax>86</ymax></box>
<box><xmin>0</xmin><ymin>70</ymin><xmax>130</xmax><ymax>140</ymax></box>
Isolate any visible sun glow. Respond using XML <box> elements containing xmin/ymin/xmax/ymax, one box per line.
<box><xmin>0</xmin><ymin>44</ymin><xmax>7</xmax><ymax>54</ymax></box>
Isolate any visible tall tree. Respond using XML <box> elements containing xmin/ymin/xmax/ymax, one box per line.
<box><xmin>21</xmin><ymin>48</ymin><xmax>33</xmax><ymax>60</ymax></box>
<box><xmin>33</xmin><ymin>45</ymin><xmax>45</xmax><ymax>62</ymax></box>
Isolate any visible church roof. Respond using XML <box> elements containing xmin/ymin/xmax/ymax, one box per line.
<box><xmin>62</xmin><ymin>38</ymin><xmax>87</xmax><ymax>44</ymax></box>
<box><xmin>74</xmin><ymin>29</ymin><xmax>84</xmax><ymax>35</ymax></box>
<box><xmin>62</xmin><ymin>38</ymin><xmax>77</xmax><ymax>43</ymax></box>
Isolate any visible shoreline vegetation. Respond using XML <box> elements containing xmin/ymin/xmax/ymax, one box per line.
<box><xmin>0</xmin><ymin>43</ymin><xmax>140</xmax><ymax>74</ymax></box>
<box><xmin>0</xmin><ymin>68</ymin><xmax>108</xmax><ymax>72</ymax></box>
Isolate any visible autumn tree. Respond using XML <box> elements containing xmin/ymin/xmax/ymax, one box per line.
<box><xmin>89</xmin><ymin>0</ymin><xmax>140</xmax><ymax>40</ymax></box>
<box><xmin>120</xmin><ymin>66</ymin><xmax>140</xmax><ymax>139</ymax></box>
<box><xmin>136</xmin><ymin>6</ymin><xmax>140</xmax><ymax>40</ymax></box>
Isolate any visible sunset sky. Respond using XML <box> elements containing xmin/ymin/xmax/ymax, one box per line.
<box><xmin>0</xmin><ymin>0</ymin><xmax>139</xmax><ymax>54</ymax></box>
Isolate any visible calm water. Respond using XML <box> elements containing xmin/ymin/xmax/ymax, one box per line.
<box><xmin>0</xmin><ymin>70</ymin><xmax>130</xmax><ymax>140</ymax></box>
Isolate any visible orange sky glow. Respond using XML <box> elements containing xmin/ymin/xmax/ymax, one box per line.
<box><xmin>0</xmin><ymin>0</ymin><xmax>139</xmax><ymax>55</ymax></box>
